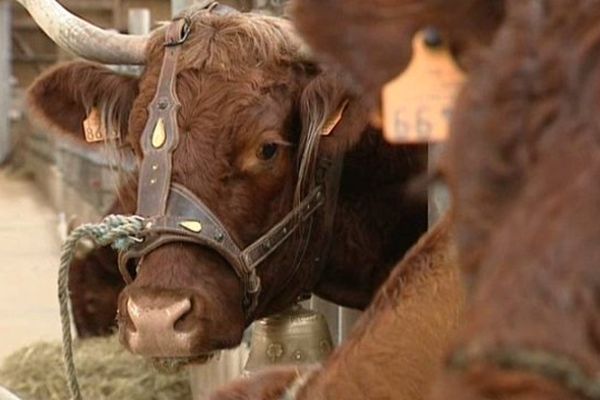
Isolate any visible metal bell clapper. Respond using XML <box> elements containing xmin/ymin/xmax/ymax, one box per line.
<box><xmin>243</xmin><ymin>303</ymin><xmax>333</xmax><ymax>374</ymax></box>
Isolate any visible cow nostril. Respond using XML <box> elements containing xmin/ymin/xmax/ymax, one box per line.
<box><xmin>126</xmin><ymin>295</ymin><xmax>193</xmax><ymax>334</ymax></box>
<box><xmin>173</xmin><ymin>299</ymin><xmax>196</xmax><ymax>333</ymax></box>
<box><xmin>125</xmin><ymin>297</ymin><xmax>139</xmax><ymax>333</ymax></box>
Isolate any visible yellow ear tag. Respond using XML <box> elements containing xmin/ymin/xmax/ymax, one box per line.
<box><xmin>382</xmin><ymin>30</ymin><xmax>466</xmax><ymax>143</ymax></box>
<box><xmin>83</xmin><ymin>108</ymin><xmax>119</xmax><ymax>143</ymax></box>
<box><xmin>321</xmin><ymin>99</ymin><xmax>349</xmax><ymax>136</ymax></box>
<box><xmin>179</xmin><ymin>220</ymin><xmax>202</xmax><ymax>233</ymax></box>
<box><xmin>151</xmin><ymin>118</ymin><xmax>167</xmax><ymax>149</ymax></box>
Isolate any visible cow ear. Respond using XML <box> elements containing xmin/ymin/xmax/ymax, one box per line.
<box><xmin>298</xmin><ymin>68</ymin><xmax>372</xmax><ymax>157</ymax></box>
<box><xmin>27</xmin><ymin>61</ymin><xmax>139</xmax><ymax>143</ymax></box>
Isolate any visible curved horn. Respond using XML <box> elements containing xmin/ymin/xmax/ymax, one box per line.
<box><xmin>14</xmin><ymin>0</ymin><xmax>149</xmax><ymax>64</ymax></box>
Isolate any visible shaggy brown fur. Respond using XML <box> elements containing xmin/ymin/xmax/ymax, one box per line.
<box><xmin>28</xmin><ymin>10</ymin><xmax>427</xmax><ymax>355</ymax></box>
<box><xmin>210</xmin><ymin>215</ymin><xmax>464</xmax><ymax>400</ymax></box>
<box><xmin>429</xmin><ymin>1</ymin><xmax>600</xmax><ymax>398</ymax></box>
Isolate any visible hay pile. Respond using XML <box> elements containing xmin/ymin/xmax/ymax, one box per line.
<box><xmin>0</xmin><ymin>335</ymin><xmax>192</xmax><ymax>400</ymax></box>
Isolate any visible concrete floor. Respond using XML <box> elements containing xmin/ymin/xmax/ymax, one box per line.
<box><xmin>0</xmin><ymin>168</ymin><xmax>62</xmax><ymax>362</ymax></box>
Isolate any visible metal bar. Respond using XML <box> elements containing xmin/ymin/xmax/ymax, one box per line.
<box><xmin>338</xmin><ymin>307</ymin><xmax>361</xmax><ymax>344</ymax></box>
<box><xmin>0</xmin><ymin>0</ymin><xmax>11</xmax><ymax>163</ymax></box>
<box><xmin>428</xmin><ymin>144</ymin><xmax>449</xmax><ymax>225</ymax></box>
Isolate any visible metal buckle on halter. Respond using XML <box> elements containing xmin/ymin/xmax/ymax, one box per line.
<box><xmin>247</xmin><ymin>271</ymin><xmax>261</xmax><ymax>294</ymax></box>
<box><xmin>165</xmin><ymin>17</ymin><xmax>192</xmax><ymax>47</ymax></box>
<box><xmin>164</xmin><ymin>1</ymin><xmax>226</xmax><ymax>48</ymax></box>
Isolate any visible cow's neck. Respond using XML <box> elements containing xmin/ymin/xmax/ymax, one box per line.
<box><xmin>297</xmin><ymin>215</ymin><xmax>463</xmax><ymax>400</ymax></box>
<box><xmin>314</xmin><ymin>127</ymin><xmax>429</xmax><ymax>309</ymax></box>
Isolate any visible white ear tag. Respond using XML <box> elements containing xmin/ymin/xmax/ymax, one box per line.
<box><xmin>321</xmin><ymin>99</ymin><xmax>349</xmax><ymax>136</ymax></box>
<box><xmin>83</xmin><ymin>107</ymin><xmax>119</xmax><ymax>143</ymax></box>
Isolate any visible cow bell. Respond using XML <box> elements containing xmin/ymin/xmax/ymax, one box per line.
<box><xmin>244</xmin><ymin>304</ymin><xmax>333</xmax><ymax>374</ymax></box>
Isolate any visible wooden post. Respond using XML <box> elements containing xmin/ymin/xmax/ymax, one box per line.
<box><xmin>0</xmin><ymin>0</ymin><xmax>11</xmax><ymax>163</ymax></box>
<box><xmin>128</xmin><ymin>8</ymin><xmax>151</xmax><ymax>35</ymax></box>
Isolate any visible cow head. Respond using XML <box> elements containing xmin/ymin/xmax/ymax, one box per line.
<box><xmin>25</xmin><ymin>3</ymin><xmax>366</xmax><ymax>360</ymax></box>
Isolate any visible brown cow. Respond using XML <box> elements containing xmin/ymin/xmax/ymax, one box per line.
<box><xmin>24</xmin><ymin>2</ymin><xmax>429</xmax><ymax>360</ymax></box>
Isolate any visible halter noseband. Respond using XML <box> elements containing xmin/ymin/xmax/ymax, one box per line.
<box><xmin>118</xmin><ymin>4</ymin><xmax>343</xmax><ymax>319</ymax></box>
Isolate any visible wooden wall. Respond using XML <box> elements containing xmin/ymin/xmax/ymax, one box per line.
<box><xmin>11</xmin><ymin>0</ymin><xmax>287</xmax><ymax>87</ymax></box>
<box><xmin>12</xmin><ymin>0</ymin><xmax>171</xmax><ymax>87</ymax></box>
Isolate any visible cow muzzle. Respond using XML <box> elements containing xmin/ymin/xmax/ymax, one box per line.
<box><xmin>119</xmin><ymin>291</ymin><xmax>199</xmax><ymax>357</ymax></box>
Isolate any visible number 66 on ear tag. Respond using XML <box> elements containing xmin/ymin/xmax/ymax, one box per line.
<box><xmin>382</xmin><ymin>30</ymin><xmax>466</xmax><ymax>143</ymax></box>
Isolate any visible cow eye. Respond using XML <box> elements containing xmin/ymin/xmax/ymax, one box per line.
<box><xmin>258</xmin><ymin>142</ymin><xmax>279</xmax><ymax>160</ymax></box>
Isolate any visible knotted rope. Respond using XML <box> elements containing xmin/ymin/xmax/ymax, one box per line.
<box><xmin>58</xmin><ymin>215</ymin><xmax>146</xmax><ymax>400</ymax></box>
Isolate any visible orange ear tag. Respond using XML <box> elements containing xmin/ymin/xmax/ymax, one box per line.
<box><xmin>382</xmin><ymin>30</ymin><xmax>466</xmax><ymax>143</ymax></box>
<box><xmin>321</xmin><ymin>99</ymin><xmax>349</xmax><ymax>136</ymax></box>
<box><xmin>83</xmin><ymin>108</ymin><xmax>119</xmax><ymax>143</ymax></box>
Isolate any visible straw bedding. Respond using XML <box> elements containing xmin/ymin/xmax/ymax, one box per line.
<box><xmin>0</xmin><ymin>335</ymin><xmax>192</xmax><ymax>400</ymax></box>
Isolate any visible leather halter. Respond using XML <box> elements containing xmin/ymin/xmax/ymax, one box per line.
<box><xmin>118</xmin><ymin>4</ymin><xmax>344</xmax><ymax>319</ymax></box>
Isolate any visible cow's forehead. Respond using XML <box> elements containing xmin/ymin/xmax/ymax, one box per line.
<box><xmin>146</xmin><ymin>12</ymin><xmax>304</xmax><ymax>74</ymax></box>
<box><xmin>128</xmin><ymin>66</ymin><xmax>298</xmax><ymax>159</ymax></box>
<box><xmin>127</xmin><ymin>13</ymin><xmax>307</xmax><ymax>158</ymax></box>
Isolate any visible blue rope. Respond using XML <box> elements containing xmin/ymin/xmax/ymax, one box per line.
<box><xmin>57</xmin><ymin>214</ymin><xmax>146</xmax><ymax>400</ymax></box>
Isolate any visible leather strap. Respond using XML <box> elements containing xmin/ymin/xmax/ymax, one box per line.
<box><xmin>120</xmin><ymin>181</ymin><xmax>328</xmax><ymax>315</ymax></box>
<box><xmin>137</xmin><ymin>19</ymin><xmax>188</xmax><ymax>217</ymax></box>
<box><xmin>241</xmin><ymin>186</ymin><xmax>324</xmax><ymax>270</ymax></box>
<box><xmin>312</xmin><ymin>153</ymin><xmax>344</xmax><ymax>284</ymax></box>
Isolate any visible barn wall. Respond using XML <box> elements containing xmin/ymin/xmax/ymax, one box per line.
<box><xmin>11</xmin><ymin>0</ymin><xmax>172</xmax><ymax>87</ymax></box>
